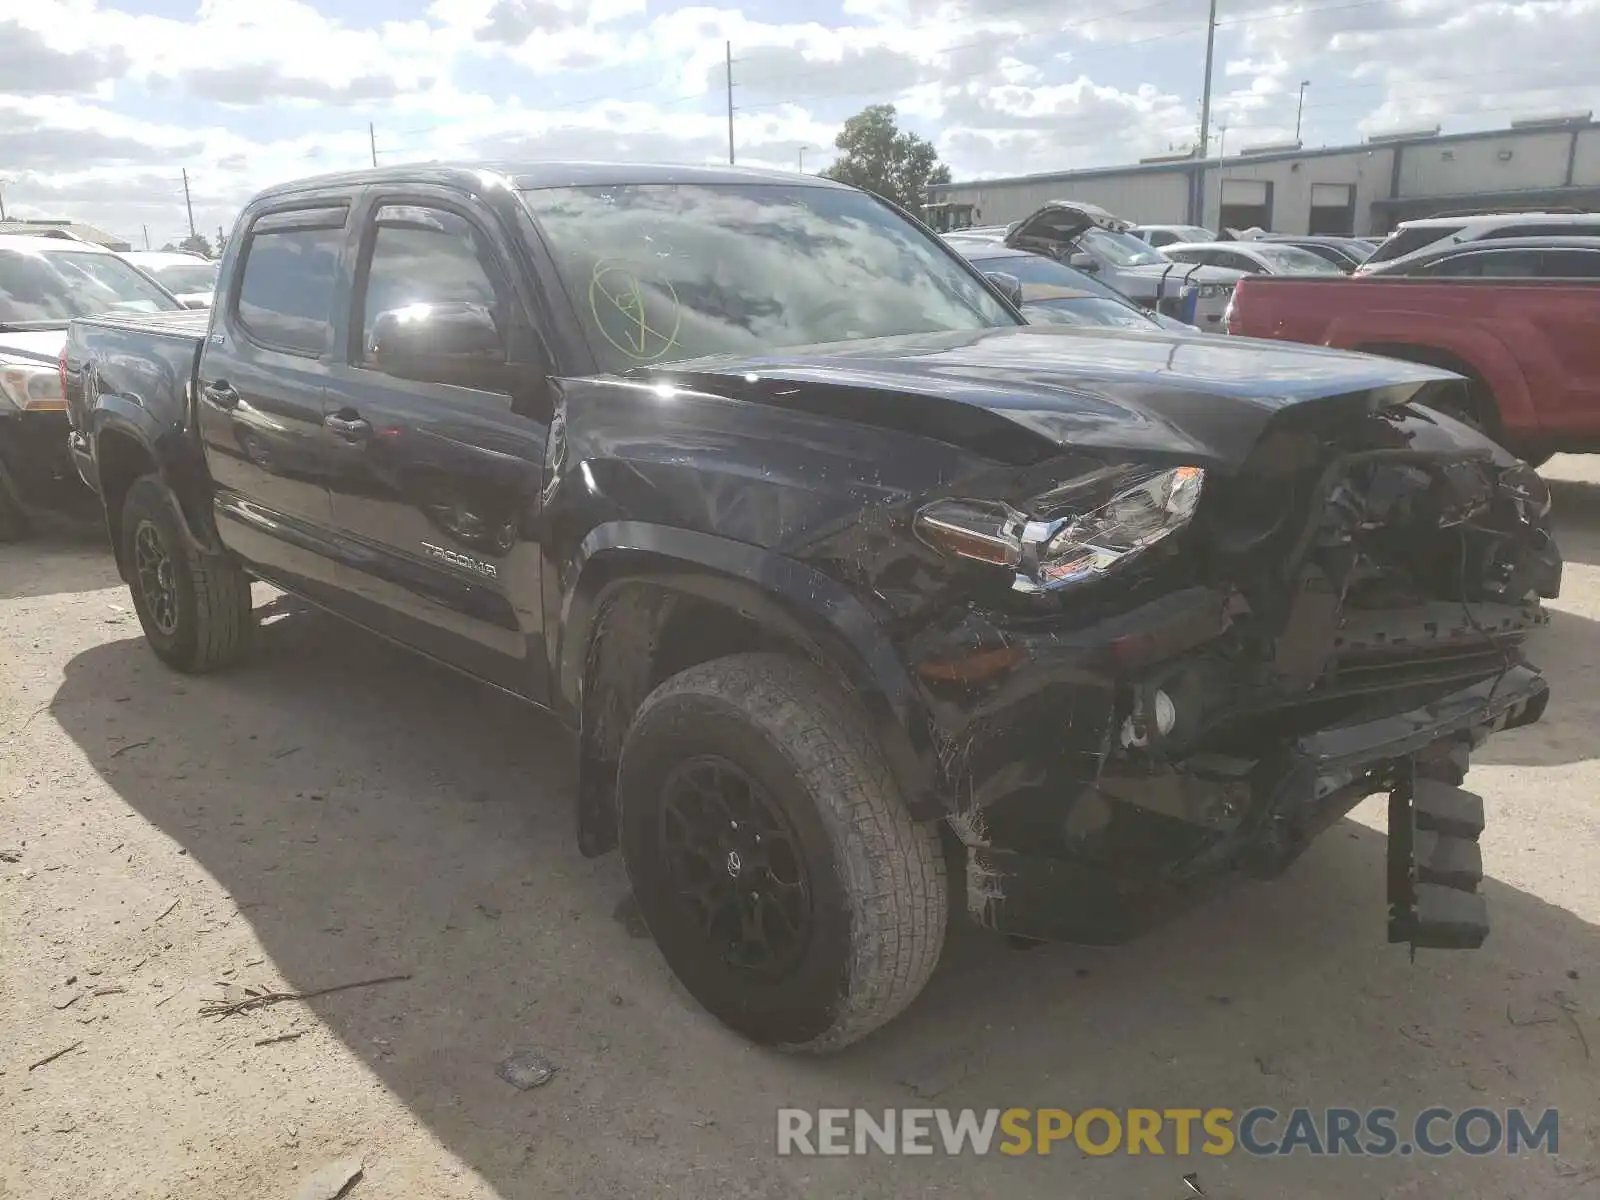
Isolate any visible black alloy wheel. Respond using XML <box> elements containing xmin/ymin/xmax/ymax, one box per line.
<box><xmin>616</xmin><ymin>653</ymin><xmax>947</xmax><ymax>1052</ymax></box>
<box><xmin>659</xmin><ymin>756</ymin><xmax>812</xmax><ymax>979</ymax></box>
<box><xmin>119</xmin><ymin>474</ymin><xmax>253</xmax><ymax>673</ymax></box>
<box><xmin>133</xmin><ymin>519</ymin><xmax>180</xmax><ymax>636</ymax></box>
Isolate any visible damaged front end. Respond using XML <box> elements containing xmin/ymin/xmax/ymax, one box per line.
<box><xmin>903</xmin><ymin>396</ymin><xmax>1559</xmax><ymax>951</ymax></box>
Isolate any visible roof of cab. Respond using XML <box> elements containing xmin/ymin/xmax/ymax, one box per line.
<box><xmin>251</xmin><ymin>161</ymin><xmax>856</xmax><ymax>202</ymax></box>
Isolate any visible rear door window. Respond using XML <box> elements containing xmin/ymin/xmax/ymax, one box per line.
<box><xmin>1423</xmin><ymin>249</ymin><xmax>1542</xmax><ymax>277</ymax></box>
<box><xmin>235</xmin><ymin>209</ymin><xmax>347</xmax><ymax>356</ymax></box>
<box><xmin>1537</xmin><ymin>249</ymin><xmax>1600</xmax><ymax>278</ymax></box>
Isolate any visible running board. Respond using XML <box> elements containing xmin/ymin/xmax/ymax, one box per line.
<box><xmin>1388</xmin><ymin>769</ymin><xmax>1490</xmax><ymax>950</ymax></box>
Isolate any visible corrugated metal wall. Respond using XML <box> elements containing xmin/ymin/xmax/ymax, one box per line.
<box><xmin>930</xmin><ymin>123</ymin><xmax>1600</xmax><ymax>237</ymax></box>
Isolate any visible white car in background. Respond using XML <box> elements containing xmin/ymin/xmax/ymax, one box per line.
<box><xmin>120</xmin><ymin>250</ymin><xmax>219</xmax><ymax>309</ymax></box>
<box><xmin>1131</xmin><ymin>224</ymin><xmax>1217</xmax><ymax>248</ymax></box>
<box><xmin>1160</xmin><ymin>240</ymin><xmax>1348</xmax><ymax>277</ymax></box>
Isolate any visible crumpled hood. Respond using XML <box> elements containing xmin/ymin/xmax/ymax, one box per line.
<box><xmin>646</xmin><ymin>325</ymin><xmax>1470</xmax><ymax>469</ymax></box>
<box><xmin>0</xmin><ymin>328</ymin><xmax>66</xmax><ymax>367</ymax></box>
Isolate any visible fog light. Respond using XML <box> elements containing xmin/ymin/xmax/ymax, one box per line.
<box><xmin>1120</xmin><ymin>688</ymin><xmax>1177</xmax><ymax>749</ymax></box>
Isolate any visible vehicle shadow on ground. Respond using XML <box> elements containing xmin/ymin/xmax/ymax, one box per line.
<box><xmin>1474</xmin><ymin>608</ymin><xmax>1600</xmax><ymax>768</ymax></box>
<box><xmin>0</xmin><ymin>516</ymin><xmax>117</xmax><ymax>602</ymax></box>
<box><xmin>50</xmin><ymin>605</ymin><xmax>1599</xmax><ymax>1199</ymax></box>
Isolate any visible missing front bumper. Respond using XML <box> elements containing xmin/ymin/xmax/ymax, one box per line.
<box><xmin>962</xmin><ymin>665</ymin><xmax>1548</xmax><ymax>946</ymax></box>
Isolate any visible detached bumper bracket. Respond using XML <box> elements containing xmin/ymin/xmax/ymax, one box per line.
<box><xmin>1388</xmin><ymin>767</ymin><xmax>1491</xmax><ymax>950</ymax></box>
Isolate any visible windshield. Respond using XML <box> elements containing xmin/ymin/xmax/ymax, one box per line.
<box><xmin>0</xmin><ymin>248</ymin><xmax>181</xmax><ymax>324</ymax></box>
<box><xmin>1251</xmin><ymin>244</ymin><xmax>1347</xmax><ymax>275</ymax></box>
<box><xmin>146</xmin><ymin>261</ymin><xmax>219</xmax><ymax>293</ymax></box>
<box><xmin>1077</xmin><ymin>227</ymin><xmax>1170</xmax><ymax>268</ymax></box>
<box><xmin>520</xmin><ymin>183</ymin><xmax>1017</xmax><ymax>371</ymax></box>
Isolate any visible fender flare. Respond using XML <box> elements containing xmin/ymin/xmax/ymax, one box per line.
<box><xmin>88</xmin><ymin>397</ymin><xmax>220</xmax><ymax>557</ymax></box>
<box><xmin>557</xmin><ymin>521</ymin><xmax>942</xmax><ymax>819</ymax></box>
<box><xmin>1324</xmin><ymin>314</ymin><xmax>1537</xmax><ymax>435</ymax></box>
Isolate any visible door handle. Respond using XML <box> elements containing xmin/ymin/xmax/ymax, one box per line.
<box><xmin>202</xmin><ymin>380</ymin><xmax>239</xmax><ymax>410</ymax></box>
<box><xmin>325</xmin><ymin>412</ymin><xmax>373</xmax><ymax>441</ymax></box>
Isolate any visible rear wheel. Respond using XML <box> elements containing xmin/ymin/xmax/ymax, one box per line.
<box><xmin>617</xmin><ymin>653</ymin><xmax>947</xmax><ymax>1052</ymax></box>
<box><xmin>121</xmin><ymin>474</ymin><xmax>252</xmax><ymax>672</ymax></box>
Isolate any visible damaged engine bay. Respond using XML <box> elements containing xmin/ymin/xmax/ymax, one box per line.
<box><xmin>899</xmin><ymin>395</ymin><xmax>1559</xmax><ymax>950</ymax></box>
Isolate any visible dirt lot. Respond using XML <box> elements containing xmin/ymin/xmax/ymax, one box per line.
<box><xmin>3</xmin><ymin>461</ymin><xmax>1598</xmax><ymax>1200</ymax></box>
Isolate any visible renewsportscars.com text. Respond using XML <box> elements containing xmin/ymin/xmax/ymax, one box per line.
<box><xmin>776</xmin><ymin>1107</ymin><xmax>1559</xmax><ymax>1158</ymax></box>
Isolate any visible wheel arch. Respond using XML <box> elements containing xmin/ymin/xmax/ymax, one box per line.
<box><xmin>559</xmin><ymin>523</ymin><xmax>940</xmax><ymax>856</ymax></box>
<box><xmin>1344</xmin><ymin>333</ymin><xmax>1534</xmax><ymax>438</ymax></box>
<box><xmin>92</xmin><ymin>405</ymin><xmax>218</xmax><ymax>576</ymax></box>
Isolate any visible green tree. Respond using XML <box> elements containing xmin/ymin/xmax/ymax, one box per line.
<box><xmin>819</xmin><ymin>104</ymin><xmax>951</xmax><ymax>213</ymax></box>
<box><xmin>178</xmin><ymin>233</ymin><xmax>213</xmax><ymax>258</ymax></box>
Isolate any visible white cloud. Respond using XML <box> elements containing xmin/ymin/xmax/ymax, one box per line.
<box><xmin>0</xmin><ymin>0</ymin><xmax>1591</xmax><ymax>246</ymax></box>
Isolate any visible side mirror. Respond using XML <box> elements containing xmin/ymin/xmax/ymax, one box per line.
<box><xmin>369</xmin><ymin>301</ymin><xmax>507</xmax><ymax>390</ymax></box>
<box><xmin>1068</xmin><ymin>252</ymin><xmax>1100</xmax><ymax>273</ymax></box>
<box><xmin>984</xmin><ymin>271</ymin><xmax>1024</xmax><ymax>308</ymax></box>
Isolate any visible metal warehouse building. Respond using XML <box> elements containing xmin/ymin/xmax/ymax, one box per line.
<box><xmin>926</xmin><ymin>114</ymin><xmax>1600</xmax><ymax>236</ymax></box>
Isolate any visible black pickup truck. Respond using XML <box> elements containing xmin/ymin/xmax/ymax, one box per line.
<box><xmin>64</xmin><ymin>162</ymin><xmax>1560</xmax><ymax>1052</ymax></box>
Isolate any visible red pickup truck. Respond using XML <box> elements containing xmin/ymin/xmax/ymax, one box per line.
<box><xmin>1226</xmin><ymin>276</ymin><xmax>1600</xmax><ymax>464</ymax></box>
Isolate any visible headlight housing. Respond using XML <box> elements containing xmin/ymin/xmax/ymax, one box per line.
<box><xmin>915</xmin><ymin>464</ymin><xmax>1205</xmax><ymax>593</ymax></box>
<box><xmin>0</xmin><ymin>364</ymin><xmax>67</xmax><ymax>412</ymax></box>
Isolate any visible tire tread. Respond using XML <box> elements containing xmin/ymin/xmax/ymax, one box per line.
<box><xmin>631</xmin><ymin>653</ymin><xmax>946</xmax><ymax>1052</ymax></box>
<box><xmin>122</xmin><ymin>475</ymin><xmax>251</xmax><ymax>673</ymax></box>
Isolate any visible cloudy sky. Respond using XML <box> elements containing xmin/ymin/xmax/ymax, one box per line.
<box><xmin>1</xmin><ymin>0</ymin><xmax>1594</xmax><ymax>248</ymax></box>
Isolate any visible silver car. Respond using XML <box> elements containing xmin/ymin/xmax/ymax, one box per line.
<box><xmin>991</xmin><ymin>201</ymin><xmax>1245</xmax><ymax>330</ymax></box>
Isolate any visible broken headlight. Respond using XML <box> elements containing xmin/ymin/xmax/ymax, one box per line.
<box><xmin>915</xmin><ymin>464</ymin><xmax>1205</xmax><ymax>593</ymax></box>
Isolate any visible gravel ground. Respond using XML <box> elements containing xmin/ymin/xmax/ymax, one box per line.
<box><xmin>2</xmin><ymin>459</ymin><xmax>1597</xmax><ymax>1200</ymax></box>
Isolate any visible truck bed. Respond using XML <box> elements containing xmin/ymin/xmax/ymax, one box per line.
<box><xmin>64</xmin><ymin>308</ymin><xmax>213</xmax><ymax>507</ymax></box>
<box><xmin>65</xmin><ymin>310</ymin><xmax>209</xmax><ymax>444</ymax></box>
<box><xmin>71</xmin><ymin>308</ymin><xmax>213</xmax><ymax>338</ymax></box>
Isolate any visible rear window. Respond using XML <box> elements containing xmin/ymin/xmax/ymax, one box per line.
<box><xmin>235</xmin><ymin>216</ymin><xmax>344</xmax><ymax>355</ymax></box>
<box><xmin>1366</xmin><ymin>224</ymin><xmax>1465</xmax><ymax>265</ymax></box>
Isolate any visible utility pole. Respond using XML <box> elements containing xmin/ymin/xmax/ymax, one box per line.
<box><xmin>798</xmin><ymin>145</ymin><xmax>808</xmax><ymax>173</ymax></box>
<box><xmin>181</xmin><ymin>168</ymin><xmax>196</xmax><ymax>240</ymax></box>
<box><xmin>1215</xmin><ymin>124</ymin><xmax>1228</xmax><ymax>233</ymax></box>
<box><xmin>1192</xmin><ymin>0</ymin><xmax>1219</xmax><ymax>226</ymax></box>
<box><xmin>369</xmin><ymin>122</ymin><xmax>378</xmax><ymax>168</ymax></box>
<box><xmin>1295</xmin><ymin>80</ymin><xmax>1310</xmax><ymax>143</ymax></box>
<box><xmin>217</xmin><ymin>225</ymin><xmax>225</xmax><ymax>256</ymax></box>
<box><xmin>725</xmin><ymin>41</ymin><xmax>735</xmax><ymax>165</ymax></box>
<box><xmin>143</xmin><ymin>224</ymin><xmax>150</xmax><ymax>250</ymax></box>
<box><xmin>0</xmin><ymin>182</ymin><xmax>6</xmax><ymax>221</ymax></box>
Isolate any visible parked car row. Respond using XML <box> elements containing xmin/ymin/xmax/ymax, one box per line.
<box><xmin>121</xmin><ymin>251</ymin><xmax>219</xmax><ymax>308</ymax></box>
<box><xmin>949</xmin><ymin>201</ymin><xmax>1245</xmax><ymax>329</ymax></box>
<box><xmin>0</xmin><ymin>235</ymin><xmax>192</xmax><ymax>538</ymax></box>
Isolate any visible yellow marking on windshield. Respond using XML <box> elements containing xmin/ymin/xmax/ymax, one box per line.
<box><xmin>588</xmin><ymin>260</ymin><xmax>682</xmax><ymax>361</ymax></box>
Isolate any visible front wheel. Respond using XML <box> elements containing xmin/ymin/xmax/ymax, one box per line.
<box><xmin>617</xmin><ymin>653</ymin><xmax>947</xmax><ymax>1052</ymax></box>
<box><xmin>121</xmin><ymin>474</ymin><xmax>253</xmax><ymax>672</ymax></box>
